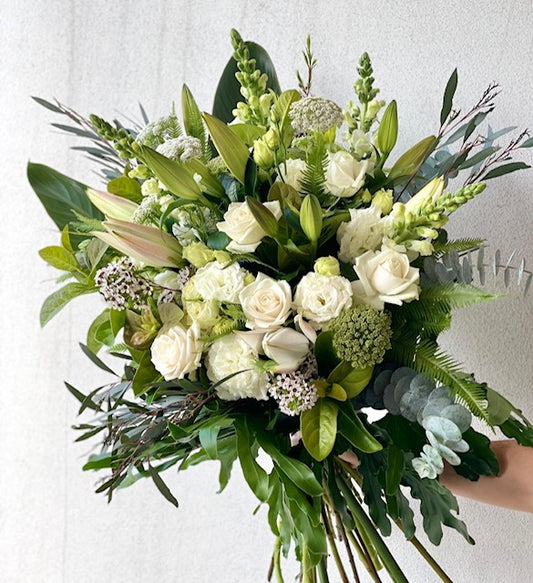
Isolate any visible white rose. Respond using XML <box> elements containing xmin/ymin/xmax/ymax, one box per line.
<box><xmin>239</xmin><ymin>273</ymin><xmax>292</xmax><ymax>329</ymax></box>
<box><xmin>293</xmin><ymin>272</ymin><xmax>353</xmax><ymax>329</ymax></box>
<box><xmin>325</xmin><ymin>151</ymin><xmax>369</xmax><ymax>198</ymax></box>
<box><xmin>150</xmin><ymin>322</ymin><xmax>202</xmax><ymax>381</ymax></box>
<box><xmin>262</xmin><ymin>328</ymin><xmax>309</xmax><ymax>373</ymax></box>
<box><xmin>352</xmin><ymin>247</ymin><xmax>420</xmax><ymax>310</ymax></box>
<box><xmin>337</xmin><ymin>206</ymin><xmax>385</xmax><ymax>263</ymax></box>
<box><xmin>191</xmin><ymin>261</ymin><xmax>246</xmax><ymax>303</ymax></box>
<box><xmin>217</xmin><ymin>200</ymin><xmax>282</xmax><ymax>253</ymax></box>
<box><xmin>277</xmin><ymin>158</ymin><xmax>307</xmax><ymax>192</ymax></box>
<box><xmin>206</xmin><ymin>334</ymin><xmax>269</xmax><ymax>401</ymax></box>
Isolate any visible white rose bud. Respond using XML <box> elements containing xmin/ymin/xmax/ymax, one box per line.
<box><xmin>325</xmin><ymin>151</ymin><xmax>369</xmax><ymax>198</ymax></box>
<box><xmin>277</xmin><ymin>158</ymin><xmax>307</xmax><ymax>192</ymax></box>
<box><xmin>206</xmin><ymin>334</ymin><xmax>269</xmax><ymax>401</ymax></box>
<box><xmin>217</xmin><ymin>200</ymin><xmax>282</xmax><ymax>253</ymax></box>
<box><xmin>337</xmin><ymin>206</ymin><xmax>385</xmax><ymax>263</ymax></box>
<box><xmin>293</xmin><ymin>272</ymin><xmax>353</xmax><ymax>329</ymax></box>
<box><xmin>150</xmin><ymin>322</ymin><xmax>202</xmax><ymax>381</ymax></box>
<box><xmin>352</xmin><ymin>247</ymin><xmax>420</xmax><ymax>310</ymax></box>
<box><xmin>239</xmin><ymin>273</ymin><xmax>292</xmax><ymax>329</ymax></box>
<box><xmin>262</xmin><ymin>328</ymin><xmax>309</xmax><ymax>373</ymax></box>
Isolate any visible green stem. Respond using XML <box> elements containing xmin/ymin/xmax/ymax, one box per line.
<box><xmin>333</xmin><ymin>509</ymin><xmax>361</xmax><ymax>583</ymax></box>
<box><xmin>336</xmin><ymin>471</ymin><xmax>409</xmax><ymax>583</ymax></box>
<box><xmin>321</xmin><ymin>505</ymin><xmax>350</xmax><ymax>583</ymax></box>
<box><xmin>395</xmin><ymin>521</ymin><xmax>454</xmax><ymax>583</ymax></box>
<box><xmin>346</xmin><ymin>530</ymin><xmax>383</xmax><ymax>583</ymax></box>
<box><xmin>301</xmin><ymin>542</ymin><xmax>314</xmax><ymax>583</ymax></box>
<box><xmin>317</xmin><ymin>555</ymin><xmax>330</xmax><ymax>583</ymax></box>
<box><xmin>273</xmin><ymin>535</ymin><xmax>285</xmax><ymax>583</ymax></box>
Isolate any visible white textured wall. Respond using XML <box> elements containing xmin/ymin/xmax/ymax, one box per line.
<box><xmin>1</xmin><ymin>1</ymin><xmax>532</xmax><ymax>581</ymax></box>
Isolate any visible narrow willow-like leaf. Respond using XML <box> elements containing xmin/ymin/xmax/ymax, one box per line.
<box><xmin>440</xmin><ymin>69</ymin><xmax>458</xmax><ymax>125</ymax></box>
<box><xmin>148</xmin><ymin>464</ymin><xmax>179</xmax><ymax>508</ymax></box>
<box><xmin>493</xmin><ymin>249</ymin><xmax>501</xmax><ymax>276</ymax></box>
<box><xmin>518</xmin><ymin>257</ymin><xmax>526</xmax><ymax>286</ymax></box>
<box><xmin>484</xmin><ymin>162</ymin><xmax>531</xmax><ymax>180</ymax></box>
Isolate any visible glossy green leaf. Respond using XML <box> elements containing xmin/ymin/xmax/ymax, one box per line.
<box><xmin>203</xmin><ymin>113</ymin><xmax>250</xmax><ymax>184</ymax></box>
<box><xmin>385</xmin><ymin>445</ymin><xmax>404</xmax><ymax>496</ymax></box>
<box><xmin>39</xmin><ymin>246</ymin><xmax>79</xmax><ymax>272</ymax></box>
<box><xmin>246</xmin><ymin>196</ymin><xmax>279</xmax><ymax>237</ymax></box>
<box><xmin>337</xmin><ymin>401</ymin><xmax>382</xmax><ymax>453</ymax></box>
<box><xmin>40</xmin><ymin>282</ymin><xmax>92</xmax><ymax>327</ymax></box>
<box><xmin>314</xmin><ymin>331</ymin><xmax>341</xmax><ymax>377</ymax></box>
<box><xmin>87</xmin><ymin>310</ymin><xmax>113</xmax><ymax>354</ymax></box>
<box><xmin>440</xmin><ymin>69</ymin><xmax>458</xmax><ymax>125</ymax></box>
<box><xmin>300</xmin><ymin>399</ymin><xmax>338</xmax><ymax>462</ymax></box>
<box><xmin>107</xmin><ymin>176</ymin><xmax>142</xmax><ymax>203</ymax></box>
<box><xmin>235</xmin><ymin>419</ymin><xmax>269</xmax><ymax>502</ymax></box>
<box><xmin>328</xmin><ymin>362</ymin><xmax>373</xmax><ymax>398</ymax></box>
<box><xmin>184</xmin><ymin>158</ymin><xmax>225</xmax><ymax>197</ymax></box>
<box><xmin>212</xmin><ymin>40</ymin><xmax>281</xmax><ymax>124</ymax></box>
<box><xmin>27</xmin><ymin>162</ymin><xmax>104</xmax><ymax>230</ymax></box>
<box><xmin>132</xmin><ymin>350</ymin><xmax>160</xmax><ymax>395</ymax></box>
<box><xmin>387</xmin><ymin>135</ymin><xmax>438</xmax><ymax>182</ymax></box>
<box><xmin>140</xmin><ymin>146</ymin><xmax>202</xmax><ymax>199</ymax></box>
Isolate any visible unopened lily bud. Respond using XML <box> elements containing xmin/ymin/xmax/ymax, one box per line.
<box><xmin>300</xmin><ymin>194</ymin><xmax>323</xmax><ymax>242</ymax></box>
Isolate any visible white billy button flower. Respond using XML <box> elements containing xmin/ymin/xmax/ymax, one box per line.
<box><xmin>190</xmin><ymin>260</ymin><xmax>246</xmax><ymax>303</ymax></box>
<box><xmin>352</xmin><ymin>247</ymin><xmax>420</xmax><ymax>310</ymax></box>
<box><xmin>325</xmin><ymin>151</ymin><xmax>369</xmax><ymax>198</ymax></box>
<box><xmin>217</xmin><ymin>200</ymin><xmax>282</xmax><ymax>253</ymax></box>
<box><xmin>206</xmin><ymin>334</ymin><xmax>269</xmax><ymax>401</ymax></box>
<box><xmin>293</xmin><ymin>272</ymin><xmax>353</xmax><ymax>329</ymax></box>
<box><xmin>239</xmin><ymin>273</ymin><xmax>292</xmax><ymax>330</ymax></box>
<box><xmin>150</xmin><ymin>322</ymin><xmax>202</xmax><ymax>381</ymax></box>
<box><xmin>262</xmin><ymin>328</ymin><xmax>309</xmax><ymax>373</ymax></box>
<box><xmin>277</xmin><ymin>158</ymin><xmax>307</xmax><ymax>192</ymax></box>
<box><xmin>336</xmin><ymin>206</ymin><xmax>385</xmax><ymax>263</ymax></box>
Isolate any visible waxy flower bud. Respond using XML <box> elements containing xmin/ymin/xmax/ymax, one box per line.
<box><xmin>300</xmin><ymin>194</ymin><xmax>323</xmax><ymax>242</ymax></box>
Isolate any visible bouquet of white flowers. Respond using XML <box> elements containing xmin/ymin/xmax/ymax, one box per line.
<box><xmin>30</xmin><ymin>29</ymin><xmax>533</xmax><ymax>582</ymax></box>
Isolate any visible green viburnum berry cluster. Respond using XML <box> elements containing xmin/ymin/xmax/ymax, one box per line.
<box><xmin>330</xmin><ymin>305</ymin><xmax>392</xmax><ymax>369</ymax></box>
<box><xmin>231</xmin><ymin>29</ymin><xmax>272</xmax><ymax>126</ymax></box>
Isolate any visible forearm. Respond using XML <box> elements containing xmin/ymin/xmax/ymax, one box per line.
<box><xmin>440</xmin><ymin>439</ymin><xmax>533</xmax><ymax>513</ymax></box>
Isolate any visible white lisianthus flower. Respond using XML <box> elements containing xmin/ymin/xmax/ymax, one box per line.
<box><xmin>206</xmin><ymin>334</ymin><xmax>269</xmax><ymax>401</ymax></box>
<box><xmin>352</xmin><ymin>247</ymin><xmax>420</xmax><ymax>310</ymax></box>
<box><xmin>325</xmin><ymin>151</ymin><xmax>369</xmax><ymax>198</ymax></box>
<box><xmin>277</xmin><ymin>158</ymin><xmax>307</xmax><ymax>192</ymax></box>
<box><xmin>239</xmin><ymin>273</ymin><xmax>292</xmax><ymax>330</ymax></box>
<box><xmin>293</xmin><ymin>272</ymin><xmax>353</xmax><ymax>329</ymax></box>
<box><xmin>337</xmin><ymin>206</ymin><xmax>385</xmax><ymax>263</ymax></box>
<box><xmin>154</xmin><ymin>270</ymin><xmax>184</xmax><ymax>290</ymax></box>
<box><xmin>150</xmin><ymin>322</ymin><xmax>202</xmax><ymax>381</ymax></box>
<box><xmin>262</xmin><ymin>328</ymin><xmax>309</xmax><ymax>373</ymax></box>
<box><xmin>191</xmin><ymin>261</ymin><xmax>246</xmax><ymax>303</ymax></box>
<box><xmin>217</xmin><ymin>200</ymin><xmax>282</xmax><ymax>253</ymax></box>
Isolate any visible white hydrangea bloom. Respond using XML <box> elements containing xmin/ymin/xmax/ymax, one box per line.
<box><xmin>157</xmin><ymin>135</ymin><xmax>202</xmax><ymax>162</ymax></box>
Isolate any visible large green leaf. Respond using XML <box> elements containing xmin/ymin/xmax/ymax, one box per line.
<box><xmin>40</xmin><ymin>282</ymin><xmax>93</xmax><ymax>327</ymax></box>
<box><xmin>300</xmin><ymin>399</ymin><xmax>338</xmax><ymax>462</ymax></box>
<box><xmin>235</xmin><ymin>418</ymin><xmax>269</xmax><ymax>502</ymax></box>
<box><xmin>27</xmin><ymin>163</ymin><xmax>104</xmax><ymax>230</ymax></box>
<box><xmin>212</xmin><ymin>41</ymin><xmax>281</xmax><ymax>124</ymax></box>
<box><xmin>337</xmin><ymin>401</ymin><xmax>382</xmax><ymax>453</ymax></box>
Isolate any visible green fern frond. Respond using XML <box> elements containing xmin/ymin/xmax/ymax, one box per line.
<box><xmin>433</xmin><ymin>238</ymin><xmax>484</xmax><ymax>257</ymax></box>
<box><xmin>420</xmin><ymin>282</ymin><xmax>502</xmax><ymax>310</ymax></box>
<box><xmin>300</xmin><ymin>140</ymin><xmax>327</xmax><ymax>198</ymax></box>
<box><xmin>200</xmin><ymin>318</ymin><xmax>245</xmax><ymax>343</ymax></box>
<box><xmin>108</xmin><ymin>342</ymin><xmax>129</xmax><ymax>354</ymax></box>
<box><xmin>393</xmin><ymin>339</ymin><xmax>490</xmax><ymax>423</ymax></box>
<box><xmin>399</xmin><ymin>302</ymin><xmax>452</xmax><ymax>337</ymax></box>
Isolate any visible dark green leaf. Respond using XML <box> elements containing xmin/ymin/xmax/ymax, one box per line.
<box><xmin>28</xmin><ymin>163</ymin><xmax>104</xmax><ymax>230</ymax></box>
<box><xmin>132</xmin><ymin>350</ymin><xmax>159</xmax><ymax>395</ymax></box>
<box><xmin>483</xmin><ymin>162</ymin><xmax>531</xmax><ymax>180</ymax></box>
<box><xmin>440</xmin><ymin>69</ymin><xmax>458</xmax><ymax>125</ymax></box>
<box><xmin>520</xmin><ymin>137</ymin><xmax>533</xmax><ymax>148</ymax></box>
<box><xmin>337</xmin><ymin>402</ymin><xmax>382</xmax><ymax>453</ymax></box>
<box><xmin>235</xmin><ymin>418</ymin><xmax>269</xmax><ymax>502</ymax></box>
<box><xmin>32</xmin><ymin>96</ymin><xmax>63</xmax><ymax>113</ymax></box>
<box><xmin>212</xmin><ymin>40</ymin><xmax>281</xmax><ymax>124</ymax></box>
<box><xmin>79</xmin><ymin>342</ymin><xmax>117</xmax><ymax>376</ymax></box>
<box><xmin>453</xmin><ymin>428</ymin><xmax>499</xmax><ymax>480</ymax></box>
<box><xmin>64</xmin><ymin>381</ymin><xmax>100</xmax><ymax>411</ymax></box>
<box><xmin>148</xmin><ymin>464</ymin><xmax>179</xmax><ymax>508</ymax></box>
<box><xmin>385</xmin><ymin>445</ymin><xmax>404</xmax><ymax>496</ymax></box>
<box><xmin>314</xmin><ymin>331</ymin><xmax>340</xmax><ymax>377</ymax></box>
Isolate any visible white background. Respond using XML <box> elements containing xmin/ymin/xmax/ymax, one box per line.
<box><xmin>1</xmin><ymin>1</ymin><xmax>532</xmax><ymax>582</ymax></box>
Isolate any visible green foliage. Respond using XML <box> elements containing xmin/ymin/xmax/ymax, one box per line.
<box><xmin>299</xmin><ymin>138</ymin><xmax>327</xmax><ymax>198</ymax></box>
<box><xmin>452</xmin><ymin>428</ymin><xmax>500</xmax><ymax>481</ymax></box>
<box><xmin>300</xmin><ymin>399</ymin><xmax>338</xmax><ymax>461</ymax></box>
<box><xmin>27</xmin><ymin>163</ymin><xmax>104</xmax><ymax>233</ymax></box>
<box><xmin>40</xmin><ymin>282</ymin><xmax>94</xmax><ymax>327</ymax></box>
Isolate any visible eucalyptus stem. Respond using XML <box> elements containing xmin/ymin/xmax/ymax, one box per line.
<box><xmin>395</xmin><ymin>521</ymin><xmax>454</xmax><ymax>583</ymax></box>
<box><xmin>336</xmin><ymin>471</ymin><xmax>409</xmax><ymax>583</ymax></box>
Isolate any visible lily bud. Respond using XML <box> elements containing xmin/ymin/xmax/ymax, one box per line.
<box><xmin>404</xmin><ymin>177</ymin><xmax>445</xmax><ymax>214</ymax></box>
<box><xmin>87</xmin><ymin>188</ymin><xmax>138</xmax><ymax>221</ymax></box>
<box><xmin>300</xmin><ymin>194</ymin><xmax>323</xmax><ymax>242</ymax></box>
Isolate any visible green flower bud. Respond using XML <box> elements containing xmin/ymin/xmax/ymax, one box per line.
<box><xmin>371</xmin><ymin>189</ymin><xmax>393</xmax><ymax>215</ymax></box>
<box><xmin>314</xmin><ymin>256</ymin><xmax>340</xmax><ymax>277</ymax></box>
<box><xmin>253</xmin><ymin>139</ymin><xmax>275</xmax><ymax>169</ymax></box>
<box><xmin>128</xmin><ymin>165</ymin><xmax>151</xmax><ymax>180</ymax></box>
<box><xmin>300</xmin><ymin>194</ymin><xmax>323</xmax><ymax>242</ymax></box>
<box><xmin>264</xmin><ymin>127</ymin><xmax>280</xmax><ymax>150</ymax></box>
